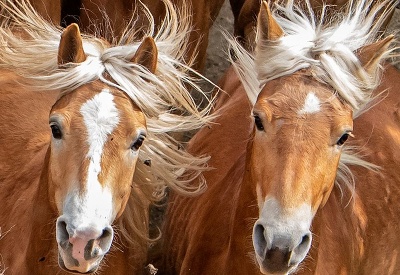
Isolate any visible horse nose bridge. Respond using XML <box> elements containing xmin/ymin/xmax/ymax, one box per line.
<box><xmin>71</xmin><ymin>223</ymin><xmax>113</xmax><ymax>241</ymax></box>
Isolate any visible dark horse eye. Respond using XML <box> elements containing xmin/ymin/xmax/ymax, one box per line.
<box><xmin>50</xmin><ymin>124</ymin><xmax>62</xmax><ymax>139</ymax></box>
<box><xmin>336</xmin><ymin>133</ymin><xmax>350</xmax><ymax>146</ymax></box>
<box><xmin>131</xmin><ymin>135</ymin><xmax>145</xmax><ymax>151</ymax></box>
<box><xmin>254</xmin><ymin>115</ymin><xmax>264</xmax><ymax>131</ymax></box>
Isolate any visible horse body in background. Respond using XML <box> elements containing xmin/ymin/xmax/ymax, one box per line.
<box><xmin>0</xmin><ymin>1</ymin><xmax>211</xmax><ymax>274</ymax></box>
<box><xmin>78</xmin><ymin>0</ymin><xmax>226</xmax><ymax>71</ymax></box>
<box><xmin>28</xmin><ymin>0</ymin><xmax>226</xmax><ymax>72</ymax></box>
<box><xmin>160</xmin><ymin>1</ymin><xmax>400</xmax><ymax>274</ymax></box>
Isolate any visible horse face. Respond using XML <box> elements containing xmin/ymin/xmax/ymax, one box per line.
<box><xmin>48</xmin><ymin>82</ymin><xmax>146</xmax><ymax>273</ymax></box>
<box><xmin>250</xmin><ymin>73</ymin><xmax>353</xmax><ymax>274</ymax></box>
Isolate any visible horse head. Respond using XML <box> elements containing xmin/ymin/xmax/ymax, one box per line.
<box><xmin>235</xmin><ymin>1</ymin><xmax>395</xmax><ymax>274</ymax></box>
<box><xmin>48</xmin><ymin>24</ymin><xmax>155</xmax><ymax>273</ymax></box>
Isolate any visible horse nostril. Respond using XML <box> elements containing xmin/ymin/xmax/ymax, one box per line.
<box><xmin>292</xmin><ymin>231</ymin><xmax>312</xmax><ymax>260</ymax></box>
<box><xmin>300</xmin><ymin>233</ymin><xmax>310</xmax><ymax>247</ymax></box>
<box><xmin>96</xmin><ymin>226</ymin><xmax>114</xmax><ymax>253</ymax></box>
<box><xmin>253</xmin><ymin>223</ymin><xmax>267</xmax><ymax>257</ymax></box>
<box><xmin>98</xmin><ymin>227</ymin><xmax>113</xmax><ymax>246</ymax></box>
<box><xmin>56</xmin><ymin>220</ymin><xmax>70</xmax><ymax>249</ymax></box>
<box><xmin>100</xmin><ymin>227</ymin><xmax>112</xmax><ymax>241</ymax></box>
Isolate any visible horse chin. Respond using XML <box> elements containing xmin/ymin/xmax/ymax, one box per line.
<box><xmin>58</xmin><ymin>251</ymin><xmax>101</xmax><ymax>274</ymax></box>
<box><xmin>259</xmin><ymin>265</ymin><xmax>295</xmax><ymax>275</ymax></box>
<box><xmin>258</xmin><ymin>261</ymin><xmax>298</xmax><ymax>275</ymax></box>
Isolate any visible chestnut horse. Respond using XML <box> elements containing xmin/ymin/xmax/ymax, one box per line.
<box><xmin>160</xmin><ymin>0</ymin><xmax>400</xmax><ymax>274</ymax></box>
<box><xmin>0</xmin><ymin>0</ymin><xmax>212</xmax><ymax>274</ymax></box>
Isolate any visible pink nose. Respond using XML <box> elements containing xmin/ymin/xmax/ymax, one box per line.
<box><xmin>56</xmin><ymin>218</ymin><xmax>113</xmax><ymax>262</ymax></box>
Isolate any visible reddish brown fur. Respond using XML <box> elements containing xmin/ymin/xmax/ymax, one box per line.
<box><xmin>159</xmin><ymin>62</ymin><xmax>400</xmax><ymax>274</ymax></box>
<box><xmin>29</xmin><ymin>0</ymin><xmax>61</xmax><ymax>24</ymax></box>
<box><xmin>75</xmin><ymin>0</ymin><xmax>226</xmax><ymax>71</ymax></box>
<box><xmin>0</xmin><ymin>71</ymin><xmax>150</xmax><ymax>274</ymax></box>
<box><xmin>27</xmin><ymin>0</ymin><xmax>225</xmax><ymax>71</ymax></box>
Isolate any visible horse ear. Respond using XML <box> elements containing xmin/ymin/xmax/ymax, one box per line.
<box><xmin>235</xmin><ymin>0</ymin><xmax>261</xmax><ymax>49</ymax></box>
<box><xmin>131</xmin><ymin>36</ymin><xmax>158</xmax><ymax>74</ymax></box>
<box><xmin>358</xmin><ymin>35</ymin><xmax>394</xmax><ymax>74</ymax></box>
<box><xmin>57</xmin><ymin>23</ymin><xmax>86</xmax><ymax>65</ymax></box>
<box><xmin>257</xmin><ymin>1</ymin><xmax>284</xmax><ymax>41</ymax></box>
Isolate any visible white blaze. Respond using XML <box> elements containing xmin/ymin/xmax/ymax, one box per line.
<box><xmin>298</xmin><ymin>92</ymin><xmax>320</xmax><ymax>115</ymax></box>
<box><xmin>65</xmin><ymin>89</ymin><xmax>120</xmax><ymax>227</ymax></box>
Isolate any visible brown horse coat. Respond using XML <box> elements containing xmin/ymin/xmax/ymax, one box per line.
<box><xmin>159</xmin><ymin>1</ymin><xmax>400</xmax><ymax>274</ymax></box>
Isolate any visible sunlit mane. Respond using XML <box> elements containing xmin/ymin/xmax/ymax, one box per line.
<box><xmin>228</xmin><ymin>0</ymin><xmax>396</xmax><ymax>198</ymax></box>
<box><xmin>0</xmin><ymin>0</ymin><xmax>214</xmax><ymax>244</ymax></box>
<box><xmin>230</xmin><ymin>0</ymin><xmax>396</xmax><ymax>112</ymax></box>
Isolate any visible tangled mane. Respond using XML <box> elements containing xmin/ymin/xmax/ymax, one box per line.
<box><xmin>228</xmin><ymin>0</ymin><xmax>397</xmax><ymax>198</ymax></box>
<box><xmin>229</xmin><ymin>0</ymin><xmax>396</xmax><ymax>111</ymax></box>
<box><xmin>0</xmin><ymin>0</ymin><xmax>214</xmax><ymax>245</ymax></box>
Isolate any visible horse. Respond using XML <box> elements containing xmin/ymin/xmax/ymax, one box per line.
<box><xmin>0</xmin><ymin>0</ymin><xmax>213</xmax><ymax>274</ymax></box>
<box><xmin>27</xmin><ymin>0</ymin><xmax>61</xmax><ymax>24</ymax></box>
<box><xmin>55</xmin><ymin>0</ymin><xmax>224</xmax><ymax>71</ymax></box>
<box><xmin>159</xmin><ymin>0</ymin><xmax>400</xmax><ymax>274</ymax></box>
<box><xmin>230</xmin><ymin>0</ymin><xmax>396</xmax><ymax>49</ymax></box>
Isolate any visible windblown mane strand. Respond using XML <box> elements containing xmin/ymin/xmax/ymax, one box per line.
<box><xmin>228</xmin><ymin>0</ymin><xmax>396</xmax><ymax>198</ymax></box>
<box><xmin>0</xmin><ymin>0</ymin><xmax>214</xmax><ymax>243</ymax></box>
<box><xmin>230</xmin><ymin>0</ymin><xmax>396</xmax><ymax>111</ymax></box>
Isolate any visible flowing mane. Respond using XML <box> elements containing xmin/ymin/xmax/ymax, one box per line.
<box><xmin>228</xmin><ymin>0</ymin><xmax>397</xmax><ymax>196</ymax></box>
<box><xmin>0</xmin><ymin>0</ymin><xmax>213</xmax><ymax>244</ymax></box>
<box><xmin>229</xmin><ymin>0</ymin><xmax>396</xmax><ymax>111</ymax></box>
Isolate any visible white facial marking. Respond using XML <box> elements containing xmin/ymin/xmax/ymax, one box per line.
<box><xmin>253</xmin><ymin>196</ymin><xmax>313</xmax><ymax>273</ymax></box>
<box><xmin>65</xmin><ymin>89</ymin><xmax>120</xmax><ymax>226</ymax></box>
<box><xmin>298</xmin><ymin>92</ymin><xmax>320</xmax><ymax>115</ymax></box>
<box><xmin>81</xmin><ymin>89</ymin><xmax>120</xmax><ymax>175</ymax></box>
<box><xmin>258</xmin><ymin>196</ymin><xmax>313</xmax><ymax>250</ymax></box>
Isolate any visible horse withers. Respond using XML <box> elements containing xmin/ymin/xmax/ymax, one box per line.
<box><xmin>160</xmin><ymin>0</ymin><xmax>400</xmax><ymax>274</ymax></box>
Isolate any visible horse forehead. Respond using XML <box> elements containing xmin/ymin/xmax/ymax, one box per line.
<box><xmin>80</xmin><ymin>89</ymin><xmax>120</xmax><ymax>132</ymax></box>
<box><xmin>256</xmin><ymin>77</ymin><xmax>346</xmax><ymax>119</ymax></box>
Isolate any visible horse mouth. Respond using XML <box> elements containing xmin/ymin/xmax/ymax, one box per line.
<box><xmin>58</xmin><ymin>252</ymin><xmax>100</xmax><ymax>274</ymax></box>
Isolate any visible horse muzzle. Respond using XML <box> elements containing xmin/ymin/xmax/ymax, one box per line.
<box><xmin>253</xmin><ymin>220</ymin><xmax>312</xmax><ymax>274</ymax></box>
<box><xmin>56</xmin><ymin>217</ymin><xmax>114</xmax><ymax>273</ymax></box>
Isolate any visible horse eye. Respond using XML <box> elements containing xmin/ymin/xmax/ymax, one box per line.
<box><xmin>254</xmin><ymin>115</ymin><xmax>264</xmax><ymax>131</ymax></box>
<box><xmin>336</xmin><ymin>133</ymin><xmax>350</xmax><ymax>146</ymax></box>
<box><xmin>50</xmin><ymin>124</ymin><xmax>62</xmax><ymax>139</ymax></box>
<box><xmin>131</xmin><ymin>135</ymin><xmax>145</xmax><ymax>151</ymax></box>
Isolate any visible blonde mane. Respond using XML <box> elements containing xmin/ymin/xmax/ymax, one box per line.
<box><xmin>228</xmin><ymin>0</ymin><xmax>396</xmax><ymax>198</ymax></box>
<box><xmin>0</xmin><ymin>0</ymin><xmax>214</xmax><ymax>244</ymax></box>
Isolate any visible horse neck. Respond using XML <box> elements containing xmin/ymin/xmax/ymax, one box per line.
<box><xmin>306</xmin><ymin>185</ymin><xmax>366</xmax><ymax>273</ymax></box>
<box><xmin>25</xmin><ymin>148</ymin><xmax>60</xmax><ymax>270</ymax></box>
<box><xmin>229</xmin><ymin>138</ymin><xmax>259</xmax><ymax>257</ymax></box>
